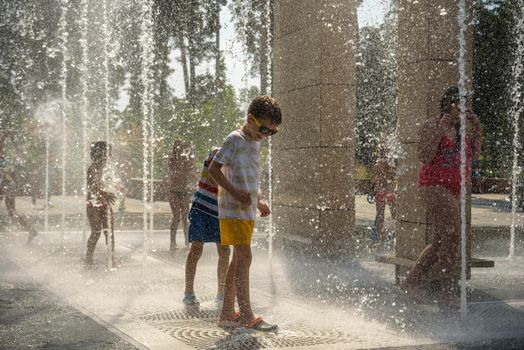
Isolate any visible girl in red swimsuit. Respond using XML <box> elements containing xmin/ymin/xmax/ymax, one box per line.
<box><xmin>402</xmin><ymin>86</ymin><xmax>481</xmax><ymax>309</ymax></box>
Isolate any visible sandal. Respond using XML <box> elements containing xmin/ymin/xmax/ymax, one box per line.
<box><xmin>245</xmin><ymin>317</ymin><xmax>278</xmax><ymax>332</ymax></box>
<box><xmin>218</xmin><ymin>311</ymin><xmax>241</xmax><ymax>328</ymax></box>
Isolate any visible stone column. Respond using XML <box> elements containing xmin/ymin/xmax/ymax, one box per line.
<box><xmin>272</xmin><ymin>1</ymin><xmax>358</xmax><ymax>253</ymax></box>
<box><xmin>395</xmin><ymin>0</ymin><xmax>474</xmax><ymax>278</ymax></box>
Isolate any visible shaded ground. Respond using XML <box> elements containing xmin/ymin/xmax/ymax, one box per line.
<box><xmin>376</xmin><ymin>338</ymin><xmax>524</xmax><ymax>350</ymax></box>
<box><xmin>0</xmin><ymin>258</ymin><xmax>141</xmax><ymax>350</ymax></box>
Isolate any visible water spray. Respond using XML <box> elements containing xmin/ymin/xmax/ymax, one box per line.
<box><xmin>457</xmin><ymin>0</ymin><xmax>469</xmax><ymax>321</ymax></box>
<box><xmin>509</xmin><ymin>3</ymin><xmax>524</xmax><ymax>260</ymax></box>
<box><xmin>139</xmin><ymin>0</ymin><xmax>155</xmax><ymax>274</ymax></box>
<box><xmin>79</xmin><ymin>0</ymin><xmax>89</xmax><ymax>245</ymax></box>
<box><xmin>58</xmin><ymin>0</ymin><xmax>70</xmax><ymax>250</ymax></box>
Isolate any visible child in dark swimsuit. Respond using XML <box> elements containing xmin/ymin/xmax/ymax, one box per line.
<box><xmin>85</xmin><ymin>141</ymin><xmax>116</xmax><ymax>267</ymax></box>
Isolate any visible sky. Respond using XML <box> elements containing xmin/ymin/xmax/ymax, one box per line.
<box><xmin>117</xmin><ymin>0</ymin><xmax>390</xmax><ymax>110</ymax></box>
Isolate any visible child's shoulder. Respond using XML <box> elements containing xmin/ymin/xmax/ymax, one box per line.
<box><xmin>221</xmin><ymin>130</ymin><xmax>244</xmax><ymax>146</ymax></box>
<box><xmin>225</xmin><ymin>129</ymin><xmax>243</xmax><ymax>140</ymax></box>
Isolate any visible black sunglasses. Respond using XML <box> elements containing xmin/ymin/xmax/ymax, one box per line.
<box><xmin>253</xmin><ymin>117</ymin><xmax>278</xmax><ymax>136</ymax></box>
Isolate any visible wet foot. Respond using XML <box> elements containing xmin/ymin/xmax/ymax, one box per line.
<box><xmin>218</xmin><ymin>311</ymin><xmax>241</xmax><ymax>329</ymax></box>
<box><xmin>84</xmin><ymin>258</ymin><xmax>96</xmax><ymax>269</ymax></box>
<box><xmin>215</xmin><ymin>294</ymin><xmax>224</xmax><ymax>310</ymax></box>
<box><xmin>182</xmin><ymin>293</ymin><xmax>200</xmax><ymax>308</ymax></box>
<box><xmin>244</xmin><ymin>317</ymin><xmax>278</xmax><ymax>332</ymax></box>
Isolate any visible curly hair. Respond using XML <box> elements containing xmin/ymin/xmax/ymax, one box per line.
<box><xmin>248</xmin><ymin>95</ymin><xmax>282</xmax><ymax>125</ymax></box>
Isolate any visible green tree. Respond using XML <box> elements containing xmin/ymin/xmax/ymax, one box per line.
<box><xmin>356</xmin><ymin>23</ymin><xmax>397</xmax><ymax>166</ymax></box>
<box><xmin>473</xmin><ymin>0</ymin><xmax>522</xmax><ymax>177</ymax></box>
<box><xmin>230</xmin><ymin>0</ymin><xmax>270</xmax><ymax>93</ymax></box>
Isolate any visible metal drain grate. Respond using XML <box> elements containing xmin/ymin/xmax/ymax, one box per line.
<box><xmin>141</xmin><ymin>308</ymin><xmax>220</xmax><ymax>322</ymax></box>
<box><xmin>139</xmin><ymin>309</ymin><xmax>357</xmax><ymax>349</ymax></box>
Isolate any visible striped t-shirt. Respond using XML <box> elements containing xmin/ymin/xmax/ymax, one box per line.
<box><xmin>190</xmin><ymin>150</ymin><xmax>219</xmax><ymax>218</ymax></box>
<box><xmin>213</xmin><ymin>130</ymin><xmax>260</xmax><ymax>220</ymax></box>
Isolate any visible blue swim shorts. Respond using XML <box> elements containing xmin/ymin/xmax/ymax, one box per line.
<box><xmin>188</xmin><ymin>208</ymin><xmax>220</xmax><ymax>243</ymax></box>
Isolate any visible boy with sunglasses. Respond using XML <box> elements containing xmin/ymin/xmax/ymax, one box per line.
<box><xmin>209</xmin><ymin>95</ymin><xmax>281</xmax><ymax>331</ymax></box>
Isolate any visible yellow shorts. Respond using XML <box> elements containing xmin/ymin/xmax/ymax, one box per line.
<box><xmin>219</xmin><ymin>218</ymin><xmax>255</xmax><ymax>245</ymax></box>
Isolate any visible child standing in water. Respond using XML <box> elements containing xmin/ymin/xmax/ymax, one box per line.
<box><xmin>0</xmin><ymin>128</ymin><xmax>38</xmax><ymax>243</ymax></box>
<box><xmin>210</xmin><ymin>95</ymin><xmax>282</xmax><ymax>331</ymax></box>
<box><xmin>85</xmin><ymin>141</ymin><xmax>116</xmax><ymax>268</ymax></box>
<box><xmin>183</xmin><ymin>148</ymin><xmax>231</xmax><ymax>308</ymax></box>
<box><xmin>371</xmin><ymin>146</ymin><xmax>397</xmax><ymax>241</ymax></box>
<box><xmin>168</xmin><ymin>140</ymin><xmax>195</xmax><ymax>250</ymax></box>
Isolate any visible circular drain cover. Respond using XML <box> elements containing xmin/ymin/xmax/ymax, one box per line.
<box><xmin>140</xmin><ymin>308</ymin><xmax>359</xmax><ymax>349</ymax></box>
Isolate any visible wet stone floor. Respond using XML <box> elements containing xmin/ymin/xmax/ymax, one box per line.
<box><xmin>0</xmin><ymin>225</ymin><xmax>523</xmax><ymax>349</ymax></box>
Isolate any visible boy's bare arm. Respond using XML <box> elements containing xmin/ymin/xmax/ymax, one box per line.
<box><xmin>257</xmin><ymin>194</ymin><xmax>270</xmax><ymax>217</ymax></box>
<box><xmin>209</xmin><ymin>160</ymin><xmax>251</xmax><ymax>206</ymax></box>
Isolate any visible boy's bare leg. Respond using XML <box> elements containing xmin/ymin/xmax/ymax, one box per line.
<box><xmin>375</xmin><ymin>200</ymin><xmax>386</xmax><ymax>240</ymax></box>
<box><xmin>86</xmin><ymin>208</ymin><xmax>102</xmax><ymax>265</ymax></box>
<box><xmin>220</xmin><ymin>251</ymin><xmax>237</xmax><ymax>320</ymax></box>
<box><xmin>169</xmin><ymin>198</ymin><xmax>180</xmax><ymax>250</ymax></box>
<box><xmin>86</xmin><ymin>229</ymin><xmax>102</xmax><ymax>265</ymax></box>
<box><xmin>5</xmin><ymin>195</ymin><xmax>35</xmax><ymax>235</ymax></box>
<box><xmin>181</xmin><ymin>199</ymin><xmax>190</xmax><ymax>247</ymax></box>
<box><xmin>109</xmin><ymin>211</ymin><xmax>116</xmax><ymax>266</ymax></box>
<box><xmin>234</xmin><ymin>244</ymin><xmax>255</xmax><ymax>323</ymax></box>
<box><xmin>185</xmin><ymin>242</ymin><xmax>203</xmax><ymax>294</ymax></box>
<box><xmin>216</xmin><ymin>244</ymin><xmax>231</xmax><ymax>296</ymax></box>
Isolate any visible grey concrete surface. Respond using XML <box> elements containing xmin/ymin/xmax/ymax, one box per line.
<box><xmin>0</xmin><ymin>257</ymin><xmax>142</xmax><ymax>350</ymax></box>
<box><xmin>1</xmin><ymin>193</ymin><xmax>524</xmax><ymax>349</ymax></box>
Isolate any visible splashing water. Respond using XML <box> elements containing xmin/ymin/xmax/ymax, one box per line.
<box><xmin>139</xmin><ymin>0</ymin><xmax>155</xmax><ymax>272</ymax></box>
<box><xmin>101</xmin><ymin>0</ymin><xmax>114</xmax><ymax>270</ymax></box>
<box><xmin>79</xmin><ymin>0</ymin><xmax>89</xmax><ymax>245</ymax></box>
<box><xmin>509</xmin><ymin>4</ymin><xmax>524</xmax><ymax>259</ymax></box>
<box><xmin>102</xmin><ymin>0</ymin><xmax>112</xmax><ymax>144</ymax></box>
<box><xmin>34</xmin><ymin>100</ymin><xmax>64</xmax><ymax>233</ymax></box>
<box><xmin>457</xmin><ymin>0</ymin><xmax>468</xmax><ymax>321</ymax></box>
<box><xmin>101</xmin><ymin>162</ymin><xmax>125</xmax><ymax>270</ymax></box>
<box><xmin>58</xmin><ymin>0</ymin><xmax>69</xmax><ymax>249</ymax></box>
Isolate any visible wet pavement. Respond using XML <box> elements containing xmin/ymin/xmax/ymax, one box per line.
<box><xmin>0</xmin><ymin>222</ymin><xmax>523</xmax><ymax>349</ymax></box>
<box><xmin>0</xmin><ymin>258</ymin><xmax>142</xmax><ymax>350</ymax></box>
<box><xmin>1</xmin><ymin>194</ymin><xmax>524</xmax><ymax>349</ymax></box>
<box><xmin>6</xmin><ymin>193</ymin><xmax>524</xmax><ymax>228</ymax></box>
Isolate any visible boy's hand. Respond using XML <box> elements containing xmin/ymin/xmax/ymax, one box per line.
<box><xmin>232</xmin><ymin>189</ymin><xmax>251</xmax><ymax>206</ymax></box>
<box><xmin>257</xmin><ymin>199</ymin><xmax>270</xmax><ymax>217</ymax></box>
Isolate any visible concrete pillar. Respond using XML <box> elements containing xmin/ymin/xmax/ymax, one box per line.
<box><xmin>272</xmin><ymin>1</ymin><xmax>358</xmax><ymax>253</ymax></box>
<box><xmin>395</xmin><ymin>0</ymin><xmax>474</xmax><ymax>277</ymax></box>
